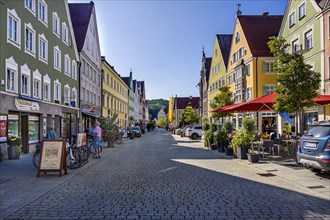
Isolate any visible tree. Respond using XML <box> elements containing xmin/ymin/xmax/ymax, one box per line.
<box><xmin>210</xmin><ymin>86</ymin><xmax>233</xmax><ymax>122</ymax></box>
<box><xmin>268</xmin><ymin>36</ymin><xmax>321</xmax><ymax>134</ymax></box>
<box><xmin>182</xmin><ymin>106</ymin><xmax>199</xmax><ymax>125</ymax></box>
<box><xmin>158</xmin><ymin>118</ymin><xmax>167</xmax><ymax>127</ymax></box>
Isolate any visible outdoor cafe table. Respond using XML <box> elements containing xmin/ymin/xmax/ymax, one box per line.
<box><xmin>281</xmin><ymin>139</ymin><xmax>298</xmax><ymax>158</ymax></box>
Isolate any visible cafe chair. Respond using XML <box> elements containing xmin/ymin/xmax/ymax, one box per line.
<box><xmin>261</xmin><ymin>140</ymin><xmax>275</xmax><ymax>159</ymax></box>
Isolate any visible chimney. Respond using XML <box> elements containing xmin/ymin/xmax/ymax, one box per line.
<box><xmin>262</xmin><ymin>12</ymin><xmax>269</xmax><ymax>16</ymax></box>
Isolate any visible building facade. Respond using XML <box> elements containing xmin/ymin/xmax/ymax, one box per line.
<box><xmin>102</xmin><ymin>56</ymin><xmax>129</xmax><ymax>128</ymax></box>
<box><xmin>279</xmin><ymin>0</ymin><xmax>329</xmax><ymax>129</ymax></box>
<box><xmin>122</xmin><ymin>71</ymin><xmax>135</xmax><ymax>127</ymax></box>
<box><xmin>69</xmin><ymin>1</ymin><xmax>102</xmax><ymax>131</ymax></box>
<box><xmin>173</xmin><ymin>97</ymin><xmax>200</xmax><ymax>127</ymax></box>
<box><xmin>0</xmin><ymin>0</ymin><xmax>80</xmax><ymax>156</ymax></box>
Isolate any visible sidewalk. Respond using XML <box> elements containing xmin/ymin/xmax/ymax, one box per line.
<box><xmin>171</xmin><ymin>134</ymin><xmax>330</xmax><ymax>200</ymax></box>
<box><xmin>0</xmin><ymin>140</ymin><xmax>124</xmax><ymax>220</ymax></box>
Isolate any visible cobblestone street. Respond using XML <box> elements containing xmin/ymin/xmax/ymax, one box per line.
<box><xmin>2</xmin><ymin>129</ymin><xmax>330</xmax><ymax>219</ymax></box>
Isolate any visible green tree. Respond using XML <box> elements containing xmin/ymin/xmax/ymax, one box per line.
<box><xmin>210</xmin><ymin>86</ymin><xmax>233</xmax><ymax>122</ymax></box>
<box><xmin>158</xmin><ymin>118</ymin><xmax>167</xmax><ymax>127</ymax></box>
<box><xmin>182</xmin><ymin>106</ymin><xmax>199</xmax><ymax>125</ymax></box>
<box><xmin>268</xmin><ymin>36</ymin><xmax>321</xmax><ymax>134</ymax></box>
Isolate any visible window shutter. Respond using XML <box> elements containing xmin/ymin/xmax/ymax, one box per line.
<box><xmin>262</xmin><ymin>86</ymin><xmax>266</xmax><ymax>95</ymax></box>
<box><xmin>262</xmin><ymin>62</ymin><xmax>266</xmax><ymax>72</ymax></box>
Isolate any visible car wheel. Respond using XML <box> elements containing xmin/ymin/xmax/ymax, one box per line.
<box><xmin>311</xmin><ymin>168</ymin><xmax>321</xmax><ymax>173</ymax></box>
<box><xmin>191</xmin><ymin>133</ymin><xmax>198</xmax><ymax>140</ymax></box>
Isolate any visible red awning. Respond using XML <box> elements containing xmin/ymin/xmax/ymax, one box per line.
<box><xmin>208</xmin><ymin>93</ymin><xmax>330</xmax><ymax>113</ymax></box>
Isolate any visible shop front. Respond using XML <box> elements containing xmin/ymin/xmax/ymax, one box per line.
<box><xmin>80</xmin><ymin>103</ymin><xmax>101</xmax><ymax>132</ymax></box>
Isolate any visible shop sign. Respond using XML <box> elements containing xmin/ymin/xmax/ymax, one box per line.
<box><xmin>77</xmin><ymin>133</ymin><xmax>87</xmax><ymax>147</ymax></box>
<box><xmin>15</xmin><ymin>98</ymin><xmax>39</xmax><ymax>112</ymax></box>
<box><xmin>0</xmin><ymin>116</ymin><xmax>8</xmax><ymax>142</ymax></box>
<box><xmin>82</xmin><ymin>104</ymin><xmax>95</xmax><ymax>113</ymax></box>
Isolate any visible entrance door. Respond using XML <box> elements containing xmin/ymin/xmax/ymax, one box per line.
<box><xmin>21</xmin><ymin>114</ymin><xmax>29</xmax><ymax>154</ymax></box>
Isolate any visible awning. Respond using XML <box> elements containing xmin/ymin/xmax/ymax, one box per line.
<box><xmin>208</xmin><ymin>93</ymin><xmax>330</xmax><ymax>113</ymax></box>
<box><xmin>82</xmin><ymin>112</ymin><xmax>101</xmax><ymax>118</ymax></box>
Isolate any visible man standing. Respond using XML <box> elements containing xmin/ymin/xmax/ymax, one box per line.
<box><xmin>46</xmin><ymin>127</ymin><xmax>56</xmax><ymax>140</ymax></box>
<box><xmin>93</xmin><ymin>121</ymin><xmax>102</xmax><ymax>158</ymax></box>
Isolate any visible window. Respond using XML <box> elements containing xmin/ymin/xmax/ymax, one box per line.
<box><xmin>305</xmin><ymin>30</ymin><xmax>313</xmax><ymax>51</ymax></box>
<box><xmin>292</xmin><ymin>39</ymin><xmax>299</xmax><ymax>53</ymax></box>
<box><xmin>62</xmin><ymin>23</ymin><xmax>68</xmax><ymax>44</ymax></box>
<box><xmin>235</xmin><ymin>68</ymin><xmax>242</xmax><ymax>80</ymax></box>
<box><xmin>54</xmin><ymin>81</ymin><xmax>61</xmax><ymax>102</ymax></box>
<box><xmin>21</xmin><ymin>74</ymin><xmax>29</xmax><ymax>95</ymax></box>
<box><xmin>33</xmin><ymin>78</ymin><xmax>41</xmax><ymax>98</ymax></box>
<box><xmin>7</xmin><ymin>9</ymin><xmax>21</xmax><ymax>47</ymax></box>
<box><xmin>53</xmin><ymin>12</ymin><xmax>60</xmax><ymax>36</ymax></box>
<box><xmin>72</xmin><ymin>89</ymin><xmax>77</xmax><ymax>107</ymax></box>
<box><xmin>25</xmin><ymin>0</ymin><xmax>35</xmax><ymax>14</ymax></box>
<box><xmin>246</xmin><ymin>64</ymin><xmax>250</xmax><ymax>76</ymax></box>
<box><xmin>262</xmin><ymin>61</ymin><xmax>274</xmax><ymax>73</ymax></box>
<box><xmin>38</xmin><ymin>34</ymin><xmax>48</xmax><ymax>62</ymax></box>
<box><xmin>82</xmin><ymin>88</ymin><xmax>85</xmax><ymax>101</ymax></box>
<box><xmin>43</xmin><ymin>83</ymin><xmax>50</xmax><ymax>100</ymax></box>
<box><xmin>227</xmin><ymin>74</ymin><xmax>233</xmax><ymax>85</ymax></box>
<box><xmin>64</xmin><ymin>86</ymin><xmax>70</xmax><ymax>104</ymax></box>
<box><xmin>72</xmin><ymin>61</ymin><xmax>77</xmax><ymax>79</ymax></box>
<box><xmin>38</xmin><ymin>0</ymin><xmax>47</xmax><ymax>25</ymax></box>
<box><xmin>6</xmin><ymin>69</ymin><xmax>16</xmax><ymax>92</ymax></box>
<box><xmin>263</xmin><ymin>84</ymin><xmax>276</xmax><ymax>95</ymax></box>
<box><xmin>86</xmin><ymin>89</ymin><xmax>89</xmax><ymax>102</ymax></box>
<box><xmin>246</xmin><ymin>87</ymin><xmax>252</xmax><ymax>100</ymax></box>
<box><xmin>222</xmin><ymin>76</ymin><xmax>225</xmax><ymax>86</ymax></box>
<box><xmin>289</xmin><ymin>12</ymin><xmax>295</xmax><ymax>27</ymax></box>
<box><xmin>238</xmin><ymin>47</ymin><xmax>244</xmax><ymax>59</ymax></box>
<box><xmin>215</xmin><ymin>49</ymin><xmax>217</xmax><ymax>57</ymax></box>
<box><xmin>54</xmin><ymin>46</ymin><xmax>61</xmax><ymax>70</ymax></box>
<box><xmin>235</xmin><ymin>32</ymin><xmax>240</xmax><ymax>44</ymax></box>
<box><xmin>64</xmin><ymin>55</ymin><xmax>70</xmax><ymax>75</ymax></box>
<box><xmin>25</xmin><ymin>24</ymin><xmax>35</xmax><ymax>55</ymax></box>
<box><xmin>298</xmin><ymin>3</ymin><xmax>306</xmax><ymax>20</ymax></box>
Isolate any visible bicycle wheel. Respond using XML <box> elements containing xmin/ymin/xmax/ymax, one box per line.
<box><xmin>32</xmin><ymin>151</ymin><xmax>40</xmax><ymax>168</ymax></box>
<box><xmin>66</xmin><ymin>148</ymin><xmax>81</xmax><ymax>169</ymax></box>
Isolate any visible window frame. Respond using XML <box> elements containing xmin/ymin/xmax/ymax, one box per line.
<box><xmin>64</xmin><ymin>54</ymin><xmax>71</xmax><ymax>76</ymax></box>
<box><xmin>52</xmin><ymin>12</ymin><xmax>60</xmax><ymax>37</ymax></box>
<box><xmin>25</xmin><ymin>0</ymin><xmax>36</xmax><ymax>15</ymax></box>
<box><xmin>21</xmin><ymin>64</ymin><xmax>31</xmax><ymax>96</ymax></box>
<box><xmin>71</xmin><ymin>88</ymin><xmax>77</xmax><ymax>107</ymax></box>
<box><xmin>298</xmin><ymin>2</ymin><xmax>306</xmax><ymax>20</ymax></box>
<box><xmin>38</xmin><ymin>34</ymin><xmax>48</xmax><ymax>63</ymax></box>
<box><xmin>72</xmin><ymin>61</ymin><xmax>77</xmax><ymax>79</ymax></box>
<box><xmin>54</xmin><ymin>46</ymin><xmax>61</xmax><ymax>71</ymax></box>
<box><xmin>54</xmin><ymin>80</ymin><xmax>61</xmax><ymax>102</ymax></box>
<box><xmin>62</xmin><ymin>22</ymin><xmax>68</xmax><ymax>45</ymax></box>
<box><xmin>289</xmin><ymin>11</ymin><xmax>295</xmax><ymax>28</ymax></box>
<box><xmin>24</xmin><ymin>23</ymin><xmax>36</xmax><ymax>57</ymax></box>
<box><xmin>7</xmin><ymin>9</ymin><xmax>21</xmax><ymax>49</ymax></box>
<box><xmin>5</xmin><ymin>57</ymin><xmax>18</xmax><ymax>93</ymax></box>
<box><xmin>38</xmin><ymin>0</ymin><xmax>48</xmax><ymax>26</ymax></box>
<box><xmin>64</xmin><ymin>84</ymin><xmax>70</xmax><ymax>104</ymax></box>
<box><xmin>305</xmin><ymin>30</ymin><xmax>313</xmax><ymax>51</ymax></box>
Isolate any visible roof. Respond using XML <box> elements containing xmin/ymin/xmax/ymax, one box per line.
<box><xmin>238</xmin><ymin>15</ymin><xmax>283</xmax><ymax>57</ymax></box>
<box><xmin>68</xmin><ymin>2</ymin><xmax>94</xmax><ymax>51</ymax></box>
<box><xmin>205</xmin><ymin>58</ymin><xmax>212</xmax><ymax>82</ymax></box>
<box><xmin>121</xmin><ymin>77</ymin><xmax>130</xmax><ymax>88</ymax></box>
<box><xmin>133</xmin><ymin>80</ymin><xmax>137</xmax><ymax>92</ymax></box>
<box><xmin>216</xmin><ymin>34</ymin><xmax>233</xmax><ymax>69</ymax></box>
<box><xmin>175</xmin><ymin>97</ymin><xmax>200</xmax><ymax>109</ymax></box>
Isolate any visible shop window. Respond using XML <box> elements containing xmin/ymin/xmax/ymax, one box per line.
<box><xmin>8</xmin><ymin>114</ymin><xmax>19</xmax><ymax>138</ymax></box>
<box><xmin>29</xmin><ymin>115</ymin><xmax>39</xmax><ymax>143</ymax></box>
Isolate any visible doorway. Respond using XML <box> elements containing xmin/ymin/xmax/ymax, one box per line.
<box><xmin>21</xmin><ymin>113</ymin><xmax>29</xmax><ymax>154</ymax></box>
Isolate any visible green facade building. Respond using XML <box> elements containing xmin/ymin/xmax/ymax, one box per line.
<box><xmin>0</xmin><ymin>0</ymin><xmax>79</xmax><ymax>156</ymax></box>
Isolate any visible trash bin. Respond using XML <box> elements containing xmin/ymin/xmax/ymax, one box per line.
<box><xmin>129</xmin><ymin>132</ymin><xmax>134</xmax><ymax>139</ymax></box>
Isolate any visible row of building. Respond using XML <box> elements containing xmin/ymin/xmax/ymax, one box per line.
<box><xmin>0</xmin><ymin>1</ymin><xmax>148</xmax><ymax>155</ymax></box>
<box><xmin>193</xmin><ymin>1</ymin><xmax>330</xmax><ymax>133</ymax></box>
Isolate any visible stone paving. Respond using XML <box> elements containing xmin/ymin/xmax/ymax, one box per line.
<box><xmin>1</xmin><ymin>129</ymin><xmax>330</xmax><ymax>219</ymax></box>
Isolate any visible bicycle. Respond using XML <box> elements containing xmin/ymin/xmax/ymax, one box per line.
<box><xmin>66</xmin><ymin>137</ymin><xmax>82</xmax><ymax>169</ymax></box>
<box><xmin>87</xmin><ymin>137</ymin><xmax>102</xmax><ymax>158</ymax></box>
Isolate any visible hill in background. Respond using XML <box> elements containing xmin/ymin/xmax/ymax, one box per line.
<box><xmin>148</xmin><ymin>99</ymin><xmax>168</xmax><ymax>120</ymax></box>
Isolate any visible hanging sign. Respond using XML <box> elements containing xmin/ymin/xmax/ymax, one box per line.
<box><xmin>77</xmin><ymin>133</ymin><xmax>87</xmax><ymax>147</ymax></box>
<box><xmin>37</xmin><ymin>140</ymin><xmax>67</xmax><ymax>177</ymax></box>
<box><xmin>15</xmin><ymin>98</ymin><xmax>39</xmax><ymax>112</ymax></box>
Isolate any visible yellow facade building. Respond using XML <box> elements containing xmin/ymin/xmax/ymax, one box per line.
<box><xmin>226</xmin><ymin>13</ymin><xmax>283</xmax><ymax>129</ymax></box>
<box><xmin>207</xmin><ymin>34</ymin><xmax>232</xmax><ymax>120</ymax></box>
<box><xmin>102</xmin><ymin>56</ymin><xmax>129</xmax><ymax>128</ymax></box>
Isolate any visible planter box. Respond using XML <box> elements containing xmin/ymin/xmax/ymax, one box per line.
<box><xmin>247</xmin><ymin>153</ymin><xmax>259</xmax><ymax>163</ymax></box>
<box><xmin>7</xmin><ymin>146</ymin><xmax>20</xmax><ymax>160</ymax></box>
<box><xmin>237</xmin><ymin>146</ymin><xmax>248</xmax><ymax>159</ymax></box>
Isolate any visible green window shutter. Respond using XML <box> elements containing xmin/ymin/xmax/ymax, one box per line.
<box><xmin>262</xmin><ymin>62</ymin><xmax>266</xmax><ymax>73</ymax></box>
<box><xmin>262</xmin><ymin>86</ymin><xmax>267</xmax><ymax>96</ymax></box>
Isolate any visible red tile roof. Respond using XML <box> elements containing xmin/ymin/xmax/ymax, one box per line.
<box><xmin>239</xmin><ymin>15</ymin><xmax>283</xmax><ymax>57</ymax></box>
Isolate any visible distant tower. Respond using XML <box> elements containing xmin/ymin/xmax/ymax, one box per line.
<box><xmin>236</xmin><ymin>3</ymin><xmax>242</xmax><ymax>17</ymax></box>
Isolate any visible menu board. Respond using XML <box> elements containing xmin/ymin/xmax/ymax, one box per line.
<box><xmin>37</xmin><ymin>140</ymin><xmax>67</xmax><ymax>177</ymax></box>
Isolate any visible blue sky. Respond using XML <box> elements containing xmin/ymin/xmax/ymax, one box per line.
<box><xmin>69</xmin><ymin>0</ymin><xmax>287</xmax><ymax>100</ymax></box>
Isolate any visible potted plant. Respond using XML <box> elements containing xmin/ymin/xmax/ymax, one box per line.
<box><xmin>232</xmin><ymin>117</ymin><xmax>256</xmax><ymax>160</ymax></box>
<box><xmin>99</xmin><ymin>114</ymin><xmax>120</xmax><ymax>148</ymax></box>
<box><xmin>7</xmin><ymin>136</ymin><xmax>22</xmax><ymax>160</ymax></box>
<box><xmin>203</xmin><ymin>130</ymin><xmax>215</xmax><ymax>149</ymax></box>
<box><xmin>215</xmin><ymin>130</ymin><xmax>228</xmax><ymax>152</ymax></box>
<box><xmin>223</xmin><ymin>121</ymin><xmax>234</xmax><ymax>155</ymax></box>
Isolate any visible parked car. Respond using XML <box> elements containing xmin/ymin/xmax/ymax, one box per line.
<box><xmin>180</xmin><ymin>125</ymin><xmax>191</xmax><ymax>137</ymax></box>
<box><xmin>297</xmin><ymin>121</ymin><xmax>330</xmax><ymax>172</ymax></box>
<box><xmin>128</xmin><ymin>126</ymin><xmax>142</xmax><ymax>138</ymax></box>
<box><xmin>185</xmin><ymin>125</ymin><xmax>203</xmax><ymax>140</ymax></box>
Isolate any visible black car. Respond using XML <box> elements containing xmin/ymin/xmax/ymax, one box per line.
<box><xmin>128</xmin><ymin>126</ymin><xmax>142</xmax><ymax>138</ymax></box>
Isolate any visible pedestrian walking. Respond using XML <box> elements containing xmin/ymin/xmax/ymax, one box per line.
<box><xmin>93</xmin><ymin>121</ymin><xmax>102</xmax><ymax>158</ymax></box>
<box><xmin>46</xmin><ymin>127</ymin><xmax>56</xmax><ymax>140</ymax></box>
